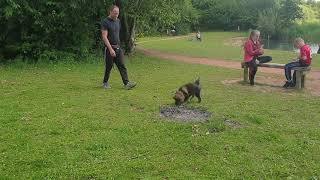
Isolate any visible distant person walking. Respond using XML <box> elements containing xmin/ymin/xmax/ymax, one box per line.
<box><xmin>243</xmin><ymin>30</ymin><xmax>272</xmax><ymax>85</ymax></box>
<box><xmin>101</xmin><ymin>5</ymin><xmax>136</xmax><ymax>90</ymax></box>
<box><xmin>171</xmin><ymin>25</ymin><xmax>177</xmax><ymax>36</ymax></box>
<box><xmin>196</xmin><ymin>30</ymin><xmax>202</xmax><ymax>41</ymax></box>
<box><xmin>317</xmin><ymin>43</ymin><xmax>320</xmax><ymax>54</ymax></box>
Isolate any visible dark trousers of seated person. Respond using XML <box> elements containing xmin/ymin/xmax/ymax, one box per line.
<box><xmin>246</xmin><ymin>56</ymin><xmax>272</xmax><ymax>84</ymax></box>
<box><xmin>103</xmin><ymin>47</ymin><xmax>129</xmax><ymax>85</ymax></box>
<box><xmin>284</xmin><ymin>60</ymin><xmax>309</xmax><ymax>83</ymax></box>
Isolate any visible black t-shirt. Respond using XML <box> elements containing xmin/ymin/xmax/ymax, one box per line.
<box><xmin>101</xmin><ymin>17</ymin><xmax>121</xmax><ymax>45</ymax></box>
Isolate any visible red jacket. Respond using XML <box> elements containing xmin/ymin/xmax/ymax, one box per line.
<box><xmin>243</xmin><ymin>39</ymin><xmax>262</xmax><ymax>62</ymax></box>
<box><xmin>300</xmin><ymin>44</ymin><xmax>312</xmax><ymax>65</ymax></box>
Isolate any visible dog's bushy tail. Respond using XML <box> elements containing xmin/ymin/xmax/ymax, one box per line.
<box><xmin>195</xmin><ymin>77</ymin><xmax>200</xmax><ymax>85</ymax></box>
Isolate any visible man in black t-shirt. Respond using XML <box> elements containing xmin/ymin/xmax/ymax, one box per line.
<box><xmin>101</xmin><ymin>5</ymin><xmax>136</xmax><ymax>90</ymax></box>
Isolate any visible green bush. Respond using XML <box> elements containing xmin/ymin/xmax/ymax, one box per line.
<box><xmin>175</xmin><ymin>22</ymin><xmax>192</xmax><ymax>35</ymax></box>
<box><xmin>0</xmin><ymin>0</ymin><xmax>111</xmax><ymax>63</ymax></box>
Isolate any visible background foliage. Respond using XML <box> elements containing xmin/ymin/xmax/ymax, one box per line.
<box><xmin>0</xmin><ymin>0</ymin><xmax>319</xmax><ymax>62</ymax></box>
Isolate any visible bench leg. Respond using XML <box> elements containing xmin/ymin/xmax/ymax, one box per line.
<box><xmin>301</xmin><ymin>74</ymin><xmax>306</xmax><ymax>89</ymax></box>
<box><xmin>295</xmin><ymin>71</ymin><xmax>302</xmax><ymax>89</ymax></box>
<box><xmin>244</xmin><ymin>66</ymin><xmax>248</xmax><ymax>83</ymax></box>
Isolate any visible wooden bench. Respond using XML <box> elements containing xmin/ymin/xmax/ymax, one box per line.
<box><xmin>241</xmin><ymin>62</ymin><xmax>311</xmax><ymax>89</ymax></box>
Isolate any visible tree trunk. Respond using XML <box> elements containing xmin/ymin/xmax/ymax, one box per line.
<box><xmin>115</xmin><ymin>0</ymin><xmax>136</xmax><ymax>54</ymax></box>
<box><xmin>119</xmin><ymin>12</ymin><xmax>136</xmax><ymax>54</ymax></box>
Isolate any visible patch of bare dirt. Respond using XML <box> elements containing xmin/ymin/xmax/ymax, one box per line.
<box><xmin>160</xmin><ymin>106</ymin><xmax>212</xmax><ymax>123</ymax></box>
<box><xmin>224</xmin><ymin>119</ymin><xmax>244</xmax><ymax>129</ymax></box>
<box><xmin>222</xmin><ymin>75</ymin><xmax>320</xmax><ymax>96</ymax></box>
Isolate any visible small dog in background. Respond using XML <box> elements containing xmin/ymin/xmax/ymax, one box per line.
<box><xmin>173</xmin><ymin>78</ymin><xmax>201</xmax><ymax>106</ymax></box>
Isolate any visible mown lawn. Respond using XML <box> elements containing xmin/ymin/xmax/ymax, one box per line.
<box><xmin>138</xmin><ymin>32</ymin><xmax>320</xmax><ymax>68</ymax></box>
<box><xmin>0</xmin><ymin>54</ymin><xmax>320</xmax><ymax>179</ymax></box>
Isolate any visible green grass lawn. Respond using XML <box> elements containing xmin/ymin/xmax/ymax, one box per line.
<box><xmin>138</xmin><ymin>32</ymin><xmax>320</xmax><ymax>68</ymax></box>
<box><xmin>1</xmin><ymin>54</ymin><xmax>320</xmax><ymax>179</ymax></box>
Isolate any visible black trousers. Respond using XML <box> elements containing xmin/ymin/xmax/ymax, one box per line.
<box><xmin>246</xmin><ymin>56</ymin><xmax>272</xmax><ymax>81</ymax></box>
<box><xmin>103</xmin><ymin>47</ymin><xmax>129</xmax><ymax>85</ymax></box>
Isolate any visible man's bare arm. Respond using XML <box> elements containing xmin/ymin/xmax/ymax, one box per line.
<box><xmin>101</xmin><ymin>30</ymin><xmax>112</xmax><ymax>51</ymax></box>
<box><xmin>101</xmin><ymin>30</ymin><xmax>116</xmax><ymax>57</ymax></box>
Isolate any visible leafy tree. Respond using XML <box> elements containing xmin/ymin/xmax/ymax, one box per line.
<box><xmin>257</xmin><ymin>7</ymin><xmax>281</xmax><ymax>38</ymax></box>
<box><xmin>279</xmin><ymin>0</ymin><xmax>303</xmax><ymax>27</ymax></box>
<box><xmin>0</xmin><ymin>0</ymin><xmax>198</xmax><ymax>61</ymax></box>
<box><xmin>115</xmin><ymin>0</ymin><xmax>199</xmax><ymax>53</ymax></box>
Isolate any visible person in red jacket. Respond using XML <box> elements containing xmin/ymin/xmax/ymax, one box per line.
<box><xmin>243</xmin><ymin>30</ymin><xmax>272</xmax><ymax>85</ymax></box>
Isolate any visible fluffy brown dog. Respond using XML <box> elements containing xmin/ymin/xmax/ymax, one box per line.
<box><xmin>173</xmin><ymin>78</ymin><xmax>201</xmax><ymax>105</ymax></box>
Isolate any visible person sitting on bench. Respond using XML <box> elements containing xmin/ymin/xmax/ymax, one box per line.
<box><xmin>283</xmin><ymin>38</ymin><xmax>312</xmax><ymax>88</ymax></box>
<box><xmin>243</xmin><ymin>30</ymin><xmax>272</xmax><ymax>85</ymax></box>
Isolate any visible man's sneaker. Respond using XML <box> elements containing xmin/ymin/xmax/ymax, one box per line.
<box><xmin>103</xmin><ymin>83</ymin><xmax>111</xmax><ymax>89</ymax></box>
<box><xmin>124</xmin><ymin>82</ymin><xmax>137</xmax><ymax>90</ymax></box>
